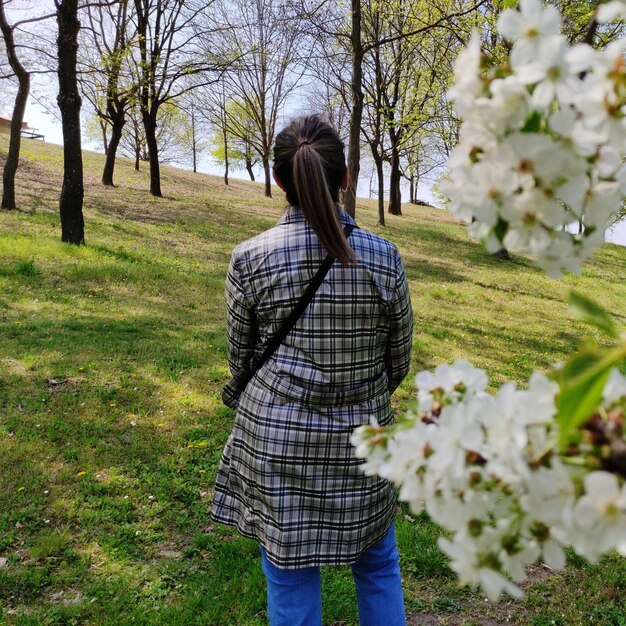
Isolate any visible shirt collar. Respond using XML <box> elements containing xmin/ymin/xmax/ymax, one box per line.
<box><xmin>278</xmin><ymin>205</ymin><xmax>356</xmax><ymax>227</ymax></box>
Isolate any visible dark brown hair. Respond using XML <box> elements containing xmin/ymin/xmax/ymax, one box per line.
<box><xmin>273</xmin><ymin>115</ymin><xmax>357</xmax><ymax>266</ymax></box>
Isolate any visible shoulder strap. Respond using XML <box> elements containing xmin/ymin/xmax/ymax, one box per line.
<box><xmin>251</xmin><ymin>222</ymin><xmax>357</xmax><ymax>377</ymax></box>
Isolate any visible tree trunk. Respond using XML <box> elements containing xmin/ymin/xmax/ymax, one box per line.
<box><xmin>494</xmin><ymin>249</ymin><xmax>511</xmax><ymax>260</ymax></box>
<box><xmin>375</xmin><ymin>155</ymin><xmax>385</xmax><ymax>227</ymax></box>
<box><xmin>387</xmin><ymin>146</ymin><xmax>402</xmax><ymax>215</ymax></box>
<box><xmin>131</xmin><ymin>117</ymin><xmax>141</xmax><ymax>171</ymax></box>
<box><xmin>191</xmin><ymin>106</ymin><xmax>197</xmax><ymax>174</ymax></box>
<box><xmin>345</xmin><ymin>0</ymin><xmax>363</xmax><ymax>218</ymax></box>
<box><xmin>0</xmin><ymin>0</ymin><xmax>31</xmax><ymax>210</ymax></box>
<box><xmin>246</xmin><ymin>159</ymin><xmax>255</xmax><ymax>182</ymax></box>
<box><xmin>223</xmin><ymin>126</ymin><xmax>229</xmax><ymax>185</ymax></box>
<box><xmin>143</xmin><ymin>110</ymin><xmax>162</xmax><ymax>197</ymax></box>
<box><xmin>369</xmin><ymin>137</ymin><xmax>385</xmax><ymax>227</ymax></box>
<box><xmin>56</xmin><ymin>0</ymin><xmax>85</xmax><ymax>245</ymax></box>
<box><xmin>409</xmin><ymin>175</ymin><xmax>415</xmax><ymax>204</ymax></box>
<box><xmin>263</xmin><ymin>155</ymin><xmax>271</xmax><ymax>197</ymax></box>
<box><xmin>100</xmin><ymin>118</ymin><xmax>109</xmax><ymax>155</ymax></box>
<box><xmin>102</xmin><ymin>115</ymin><xmax>124</xmax><ymax>186</ymax></box>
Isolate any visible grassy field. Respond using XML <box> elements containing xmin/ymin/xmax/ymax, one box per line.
<box><xmin>1</xmin><ymin>135</ymin><xmax>626</xmax><ymax>626</ymax></box>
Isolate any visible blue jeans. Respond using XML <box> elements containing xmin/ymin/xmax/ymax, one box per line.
<box><xmin>260</xmin><ymin>522</ymin><xmax>406</xmax><ymax>626</ymax></box>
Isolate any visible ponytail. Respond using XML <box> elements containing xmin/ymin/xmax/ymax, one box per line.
<box><xmin>273</xmin><ymin>115</ymin><xmax>357</xmax><ymax>267</ymax></box>
<box><xmin>293</xmin><ymin>144</ymin><xmax>356</xmax><ymax>266</ymax></box>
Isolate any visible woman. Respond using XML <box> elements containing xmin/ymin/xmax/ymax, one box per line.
<box><xmin>211</xmin><ymin>115</ymin><xmax>413</xmax><ymax>626</ymax></box>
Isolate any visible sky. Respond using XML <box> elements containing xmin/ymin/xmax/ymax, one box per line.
<box><xmin>12</xmin><ymin>98</ymin><xmax>626</xmax><ymax>248</ymax></box>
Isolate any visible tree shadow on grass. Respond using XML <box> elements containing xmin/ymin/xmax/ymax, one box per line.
<box><xmin>404</xmin><ymin>257</ymin><xmax>467</xmax><ymax>284</ymax></box>
<box><xmin>472</xmin><ymin>279</ymin><xmax>568</xmax><ymax>307</ymax></box>
<box><xmin>0</xmin><ymin>306</ymin><xmax>244</xmax><ymax>620</ymax></box>
<box><xmin>404</xmin><ymin>223</ymin><xmax>537</xmax><ymax>272</ymax></box>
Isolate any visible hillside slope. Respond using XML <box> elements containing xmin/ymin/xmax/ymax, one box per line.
<box><xmin>1</xmin><ymin>136</ymin><xmax>626</xmax><ymax>625</ymax></box>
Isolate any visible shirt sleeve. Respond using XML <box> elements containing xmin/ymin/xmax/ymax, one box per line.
<box><xmin>225</xmin><ymin>252</ymin><xmax>257</xmax><ymax>375</ymax></box>
<box><xmin>385</xmin><ymin>248</ymin><xmax>413</xmax><ymax>393</ymax></box>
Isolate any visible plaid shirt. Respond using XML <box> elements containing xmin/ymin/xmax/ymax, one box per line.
<box><xmin>211</xmin><ymin>207</ymin><xmax>413</xmax><ymax>568</ymax></box>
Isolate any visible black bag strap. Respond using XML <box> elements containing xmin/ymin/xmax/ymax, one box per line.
<box><xmin>250</xmin><ymin>222</ymin><xmax>357</xmax><ymax>378</ymax></box>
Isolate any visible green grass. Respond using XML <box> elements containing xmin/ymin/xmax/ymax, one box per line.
<box><xmin>1</xmin><ymin>135</ymin><xmax>626</xmax><ymax>625</ymax></box>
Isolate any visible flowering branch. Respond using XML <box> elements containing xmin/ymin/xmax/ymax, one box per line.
<box><xmin>353</xmin><ymin>345</ymin><xmax>626</xmax><ymax>600</ymax></box>
<box><xmin>442</xmin><ymin>0</ymin><xmax>626</xmax><ymax>277</ymax></box>
<box><xmin>353</xmin><ymin>0</ymin><xmax>626</xmax><ymax>601</ymax></box>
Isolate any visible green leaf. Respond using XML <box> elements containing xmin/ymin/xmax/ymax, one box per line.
<box><xmin>569</xmin><ymin>291</ymin><xmax>619</xmax><ymax>339</ymax></box>
<box><xmin>521</xmin><ymin>111</ymin><xmax>543</xmax><ymax>133</ymax></box>
<box><xmin>492</xmin><ymin>217</ymin><xmax>509</xmax><ymax>243</ymax></box>
<box><xmin>553</xmin><ymin>343</ymin><xmax>626</xmax><ymax>447</ymax></box>
<box><xmin>555</xmin><ymin>366</ymin><xmax>612</xmax><ymax>447</ymax></box>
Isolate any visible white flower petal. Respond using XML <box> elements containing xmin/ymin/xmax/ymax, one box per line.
<box><xmin>498</xmin><ymin>10</ymin><xmax>523</xmax><ymax>40</ymax></box>
<box><xmin>583</xmin><ymin>471</ymin><xmax>620</xmax><ymax>500</ymax></box>
<box><xmin>597</xmin><ymin>0</ymin><xmax>626</xmax><ymax>23</ymax></box>
<box><xmin>565</xmin><ymin>43</ymin><xmax>596</xmax><ymax>74</ymax></box>
<box><xmin>543</xmin><ymin>539</ymin><xmax>566</xmax><ymax>570</ymax></box>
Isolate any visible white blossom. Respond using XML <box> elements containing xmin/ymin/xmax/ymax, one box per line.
<box><xmin>449</xmin><ymin>32</ymin><xmax>484</xmax><ymax>117</ymax></box>
<box><xmin>498</xmin><ymin>0</ymin><xmax>562</xmax><ymax>67</ymax></box>
<box><xmin>521</xmin><ymin>38</ymin><xmax>592</xmax><ymax>109</ymax></box>
<box><xmin>446</xmin><ymin>2</ymin><xmax>624</xmax><ymax>274</ymax></box>
<box><xmin>570</xmin><ymin>472</ymin><xmax>626</xmax><ymax>562</ymax></box>
<box><xmin>439</xmin><ymin>534</ymin><xmax>524</xmax><ymax>601</ymax></box>
<box><xmin>415</xmin><ymin>359</ymin><xmax>488</xmax><ymax>413</ymax></box>
<box><xmin>355</xmin><ymin>354</ymin><xmax>626</xmax><ymax>600</ymax></box>
<box><xmin>378</xmin><ymin>421</ymin><xmax>432</xmax><ymax>484</ymax></box>
<box><xmin>597</xmin><ymin>0</ymin><xmax>626</xmax><ymax>24</ymax></box>
<box><xmin>542</xmin><ymin>538</ymin><xmax>567</xmax><ymax>570</ymax></box>
<box><xmin>428</xmin><ymin>403</ymin><xmax>483</xmax><ymax>480</ymax></box>
<box><xmin>576</xmin><ymin>40</ymin><xmax>626</xmax><ymax>150</ymax></box>
<box><xmin>523</xmin><ymin>462</ymin><xmax>576</xmax><ymax>527</ymax></box>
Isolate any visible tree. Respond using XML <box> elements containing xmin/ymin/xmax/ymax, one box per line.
<box><xmin>305</xmin><ymin>70</ymin><xmax>351</xmax><ymax>144</ymax></box>
<box><xmin>342</xmin><ymin>0</ymin><xmax>483</xmax><ymax>216</ymax></box>
<box><xmin>114</xmin><ymin>99</ymin><xmax>195</xmax><ymax>170</ymax></box>
<box><xmin>207</xmin><ymin>85</ymin><xmax>231</xmax><ymax>185</ymax></box>
<box><xmin>201</xmin><ymin>90</ymin><xmax>261</xmax><ymax>185</ymax></box>
<box><xmin>55</xmin><ymin>0</ymin><xmax>84</xmax><ymax>245</ymax></box>
<box><xmin>80</xmin><ymin>0</ymin><xmax>136</xmax><ymax>187</ymax></box>
<box><xmin>381</xmin><ymin>3</ymin><xmax>411</xmax><ymax>217</ymax></box>
<box><xmin>301</xmin><ymin>0</ymin><xmax>486</xmax><ymax>218</ymax></box>
<box><xmin>131</xmin><ymin>0</ymin><xmax>217</xmax><ymax>197</ymax></box>
<box><xmin>388</xmin><ymin>2</ymin><xmax>466</xmax><ymax>215</ymax></box>
<box><xmin>212</xmin><ymin>0</ymin><xmax>304</xmax><ymax>197</ymax></box>
<box><xmin>0</xmin><ymin>0</ymin><xmax>30</xmax><ymax>210</ymax></box>
<box><xmin>361</xmin><ymin>3</ymin><xmax>387</xmax><ymax>225</ymax></box>
<box><xmin>118</xmin><ymin>101</ymin><xmax>144</xmax><ymax>170</ymax></box>
<box><xmin>171</xmin><ymin>93</ymin><xmax>210</xmax><ymax>174</ymax></box>
<box><xmin>210</xmin><ymin>123</ymin><xmax>260</xmax><ymax>184</ymax></box>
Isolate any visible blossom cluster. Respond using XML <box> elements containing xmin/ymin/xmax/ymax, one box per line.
<box><xmin>598</xmin><ymin>0</ymin><xmax>626</xmax><ymax>22</ymax></box>
<box><xmin>445</xmin><ymin>0</ymin><xmax>626</xmax><ymax>277</ymax></box>
<box><xmin>352</xmin><ymin>361</ymin><xmax>626</xmax><ymax>600</ymax></box>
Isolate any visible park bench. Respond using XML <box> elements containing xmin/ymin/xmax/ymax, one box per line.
<box><xmin>21</xmin><ymin>127</ymin><xmax>45</xmax><ymax>141</ymax></box>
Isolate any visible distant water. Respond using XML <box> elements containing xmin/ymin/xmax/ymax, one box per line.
<box><xmin>606</xmin><ymin>219</ymin><xmax>626</xmax><ymax>247</ymax></box>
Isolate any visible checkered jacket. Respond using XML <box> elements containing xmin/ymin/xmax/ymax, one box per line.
<box><xmin>211</xmin><ymin>207</ymin><xmax>413</xmax><ymax>568</ymax></box>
